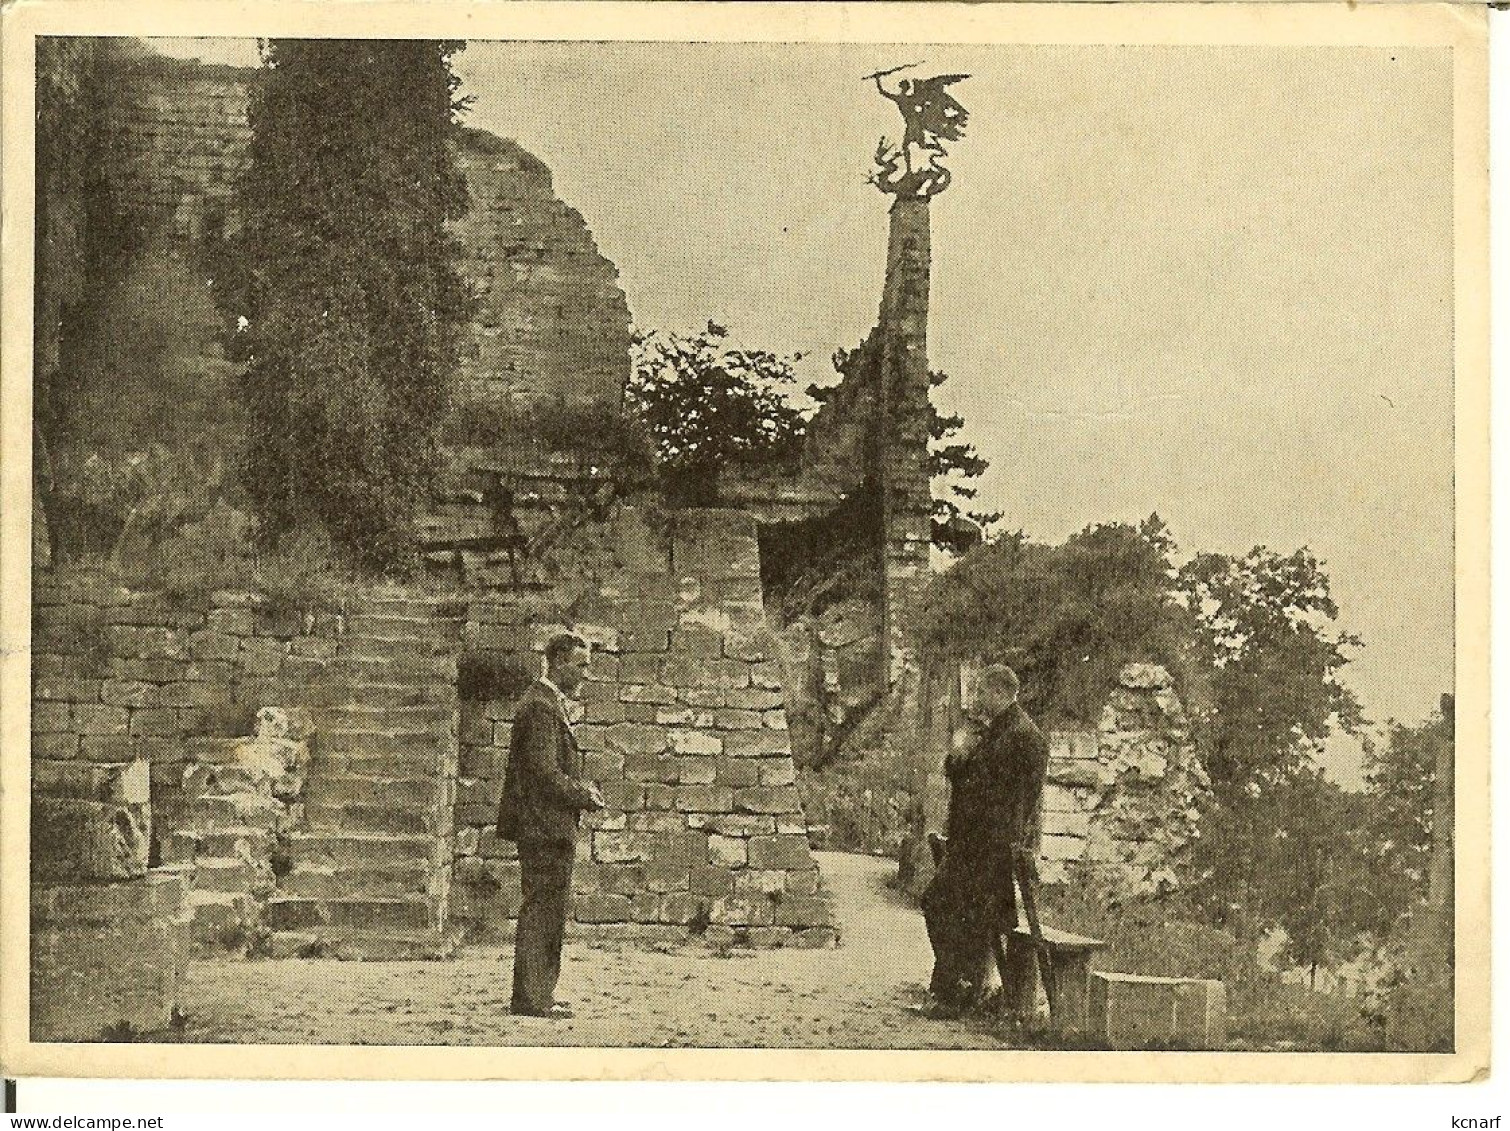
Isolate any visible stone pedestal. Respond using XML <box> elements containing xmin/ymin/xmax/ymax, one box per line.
<box><xmin>31</xmin><ymin>869</ymin><xmax>189</xmax><ymax>1041</ymax></box>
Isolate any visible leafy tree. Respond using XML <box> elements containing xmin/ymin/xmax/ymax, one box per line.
<box><xmin>926</xmin><ymin>368</ymin><xmax>1001</xmax><ymax>552</ymax></box>
<box><xmin>626</xmin><ymin>322</ymin><xmax>809</xmax><ymax>506</ymax></box>
<box><xmin>914</xmin><ymin>515</ymin><xmax>1182</xmax><ymax>723</ymax></box>
<box><xmin>216</xmin><ymin>40</ymin><xmax>472</xmax><ymax>568</ymax></box>
<box><xmin>1178</xmin><ymin>547</ymin><xmax>1363</xmax><ymax>799</ymax></box>
<box><xmin>1190</xmin><ymin>767</ymin><xmax>1381</xmax><ymax>973</ymax></box>
<box><xmin>1362</xmin><ymin>701</ymin><xmax>1451</xmax><ymax>918</ymax></box>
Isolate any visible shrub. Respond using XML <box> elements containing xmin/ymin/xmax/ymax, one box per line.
<box><xmin>1037</xmin><ymin>869</ymin><xmax>1383</xmax><ymax>1051</ymax></box>
<box><xmin>627</xmin><ymin>323</ymin><xmax>809</xmax><ymax>506</ymax></box>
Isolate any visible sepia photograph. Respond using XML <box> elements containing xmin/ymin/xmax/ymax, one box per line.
<box><xmin>0</xmin><ymin>0</ymin><xmax>1488</xmax><ymax>1085</ymax></box>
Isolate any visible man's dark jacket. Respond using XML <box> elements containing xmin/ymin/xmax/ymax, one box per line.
<box><xmin>496</xmin><ymin>681</ymin><xmax>598</xmax><ymax>843</ymax></box>
<box><xmin>943</xmin><ymin>701</ymin><xmax>1050</xmax><ymax>882</ymax></box>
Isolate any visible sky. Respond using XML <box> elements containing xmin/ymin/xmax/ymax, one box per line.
<box><xmin>153</xmin><ymin>40</ymin><xmax>1456</xmax><ymax>781</ymax></box>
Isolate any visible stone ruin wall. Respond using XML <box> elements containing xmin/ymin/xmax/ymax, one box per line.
<box><xmin>451</xmin><ymin>129</ymin><xmax>631</xmax><ymax>411</ymax></box>
<box><xmin>449</xmin><ymin>509</ymin><xmax>835</xmax><ymax>948</ymax></box>
<box><xmin>902</xmin><ymin>661</ymin><xmax>1209</xmax><ymax>902</ymax></box>
<box><xmin>40</xmin><ymin>42</ymin><xmax>631</xmax><ymax>434</ymax></box>
<box><xmin>31</xmin><ymin>574</ymin><xmax>348</xmax><ymax>943</ymax></box>
<box><xmin>1038</xmin><ymin>664</ymin><xmax>1210</xmax><ymax>895</ymax></box>
<box><xmin>32</xmin><ymin>508</ymin><xmax>836</xmax><ymax>959</ymax></box>
<box><xmin>29</xmin><ymin>569</ymin><xmax>341</xmax><ymax>1036</ymax></box>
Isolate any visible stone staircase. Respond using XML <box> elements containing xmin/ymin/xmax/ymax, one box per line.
<box><xmin>265</xmin><ymin>594</ymin><xmax>466</xmax><ymax>959</ymax></box>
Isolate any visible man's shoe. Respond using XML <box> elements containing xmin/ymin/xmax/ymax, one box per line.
<box><xmin>512</xmin><ymin>1003</ymin><xmax>575</xmax><ymax>1019</ymax></box>
<box><xmin>922</xmin><ymin>1000</ymin><xmax>965</xmax><ymax>1020</ymax></box>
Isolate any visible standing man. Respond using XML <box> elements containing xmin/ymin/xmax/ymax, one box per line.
<box><xmin>497</xmin><ymin>631</ymin><xmax>604</xmax><ymax>1019</ymax></box>
<box><xmin>921</xmin><ymin>663</ymin><xmax>1049</xmax><ymax>1018</ymax></box>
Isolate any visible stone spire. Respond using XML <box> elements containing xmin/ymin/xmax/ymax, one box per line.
<box><xmin>874</xmin><ymin>196</ymin><xmax>935</xmax><ymax>685</ymax></box>
<box><xmin>865</xmin><ymin>67</ymin><xmax>970</xmax><ymax>685</ymax></box>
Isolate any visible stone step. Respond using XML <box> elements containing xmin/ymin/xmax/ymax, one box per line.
<box><xmin>185</xmin><ymin>763</ymin><xmax>273</xmax><ymax>796</ymax></box>
<box><xmin>279</xmin><ymin>860</ymin><xmax>434</xmax><ymax>900</ymax></box>
<box><xmin>344</xmin><ymin>595</ymin><xmax>464</xmax><ymax>620</ymax></box>
<box><xmin>264</xmin><ymin>895</ymin><xmax>440</xmax><ymax>933</ymax></box>
<box><xmin>190</xmin><ymin>855</ymin><xmax>274</xmax><ymax>894</ymax></box>
<box><xmin>182</xmin><ymin>793</ymin><xmax>284</xmax><ymax>831</ymax></box>
<box><xmin>340</xmin><ymin>636</ymin><xmax>457</xmax><ymax>662</ymax></box>
<box><xmin>168</xmin><ymin>826</ymin><xmax>277</xmax><ymax>864</ymax></box>
<box><xmin>306</xmin><ymin>682</ymin><xmax>458</xmax><ymax>708</ymax></box>
<box><xmin>303</xmin><ymin>803</ymin><xmax>442</xmax><ymax>836</ymax></box>
<box><xmin>284</xmin><ymin>831</ymin><xmax>444</xmax><ymax>867</ymax></box>
<box><xmin>318</xmin><ymin>703</ymin><xmax>456</xmax><ymax>726</ymax></box>
<box><xmin>317</xmin><ymin>727</ymin><xmax>455</xmax><ymax>756</ymax></box>
<box><xmin>300</xmin><ymin>773</ymin><xmax>448</xmax><ymax>810</ymax></box>
<box><xmin>183</xmin><ymin>890</ymin><xmax>255</xmax><ymax>936</ymax></box>
<box><xmin>165</xmin><ymin>827</ymin><xmax>274</xmax><ymax>857</ymax></box>
<box><xmin>312</xmin><ymin>751</ymin><xmax>449</xmax><ymax>779</ymax></box>
<box><xmin>264</xmin><ymin>923</ymin><xmax>466</xmax><ymax>961</ymax></box>
<box><xmin>331</xmin><ymin>655</ymin><xmax>458</xmax><ymax>682</ymax></box>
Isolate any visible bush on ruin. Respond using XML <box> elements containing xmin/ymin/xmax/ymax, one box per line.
<box><xmin>626</xmin><ymin>322</ymin><xmax>810</xmax><ymax>507</ymax></box>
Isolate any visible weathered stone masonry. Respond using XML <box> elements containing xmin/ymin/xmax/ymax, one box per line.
<box><xmin>450</xmin><ymin>510</ymin><xmax>835</xmax><ymax>948</ymax></box>
<box><xmin>32</xmin><ymin>507</ymin><xmax>836</xmax><ymax>959</ymax></box>
<box><xmin>29</xmin><ymin>41</ymin><xmax>835</xmax><ymax>990</ymax></box>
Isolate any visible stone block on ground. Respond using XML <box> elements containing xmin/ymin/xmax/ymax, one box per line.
<box><xmin>1089</xmin><ymin>972</ymin><xmax>1227</xmax><ymax>1050</ymax></box>
<box><xmin>31</xmin><ymin>870</ymin><xmax>187</xmax><ymax>1041</ymax></box>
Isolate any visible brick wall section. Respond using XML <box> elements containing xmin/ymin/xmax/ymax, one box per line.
<box><xmin>451</xmin><ymin>508</ymin><xmax>837</xmax><ymax>948</ymax></box>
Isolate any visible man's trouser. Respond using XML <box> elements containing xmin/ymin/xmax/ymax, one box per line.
<box><xmin>512</xmin><ymin>838</ymin><xmax>576</xmax><ymax>1013</ymax></box>
<box><xmin>922</xmin><ymin>856</ymin><xmax>1009</xmax><ymax>1006</ymax></box>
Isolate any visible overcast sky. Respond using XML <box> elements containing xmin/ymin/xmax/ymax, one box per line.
<box><xmin>154</xmin><ymin>40</ymin><xmax>1455</xmax><ymax>778</ymax></box>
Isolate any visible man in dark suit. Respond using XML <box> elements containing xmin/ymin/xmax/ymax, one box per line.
<box><xmin>921</xmin><ymin>663</ymin><xmax>1049</xmax><ymax>1017</ymax></box>
<box><xmin>498</xmin><ymin>631</ymin><xmax>604</xmax><ymax>1018</ymax></box>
